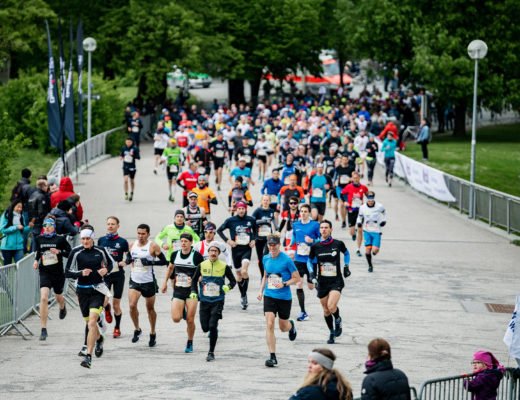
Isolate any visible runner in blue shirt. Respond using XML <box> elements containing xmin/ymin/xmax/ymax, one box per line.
<box><xmin>257</xmin><ymin>234</ymin><xmax>300</xmax><ymax>368</ymax></box>
<box><xmin>230</xmin><ymin>157</ymin><xmax>253</xmax><ymax>187</ymax></box>
<box><xmin>310</xmin><ymin>163</ymin><xmax>333</xmax><ymax>222</ymax></box>
<box><xmin>261</xmin><ymin>169</ymin><xmax>284</xmax><ymax>225</ymax></box>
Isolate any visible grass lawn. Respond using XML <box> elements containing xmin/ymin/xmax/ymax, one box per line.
<box><xmin>1</xmin><ymin>149</ymin><xmax>57</xmax><ymax>210</ymax></box>
<box><xmin>404</xmin><ymin>123</ymin><xmax>520</xmax><ymax>197</ymax></box>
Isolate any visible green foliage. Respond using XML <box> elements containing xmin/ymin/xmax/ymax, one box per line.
<box><xmin>0</xmin><ymin>135</ymin><xmax>32</xmax><ymax>209</ymax></box>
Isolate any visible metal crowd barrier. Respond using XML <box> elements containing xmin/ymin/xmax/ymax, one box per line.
<box><xmin>418</xmin><ymin>368</ymin><xmax>519</xmax><ymax>400</ymax></box>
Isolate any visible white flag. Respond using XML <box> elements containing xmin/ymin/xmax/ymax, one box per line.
<box><xmin>503</xmin><ymin>296</ymin><xmax>520</xmax><ymax>359</ymax></box>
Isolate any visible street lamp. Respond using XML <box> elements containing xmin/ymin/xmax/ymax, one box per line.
<box><xmin>82</xmin><ymin>37</ymin><xmax>97</xmax><ymax>141</ymax></box>
<box><xmin>467</xmin><ymin>39</ymin><xmax>488</xmax><ymax>219</ymax></box>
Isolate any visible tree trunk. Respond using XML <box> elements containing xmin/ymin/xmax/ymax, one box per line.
<box><xmin>453</xmin><ymin>100</ymin><xmax>467</xmax><ymax>136</ymax></box>
<box><xmin>155</xmin><ymin>74</ymin><xmax>168</xmax><ymax>105</ymax></box>
<box><xmin>228</xmin><ymin>79</ymin><xmax>245</xmax><ymax>105</ymax></box>
<box><xmin>337</xmin><ymin>55</ymin><xmax>345</xmax><ymax>88</ymax></box>
<box><xmin>435</xmin><ymin>100</ymin><xmax>446</xmax><ymax>133</ymax></box>
<box><xmin>249</xmin><ymin>71</ymin><xmax>262</xmax><ymax>107</ymax></box>
<box><xmin>137</xmin><ymin>74</ymin><xmax>147</xmax><ymax>99</ymax></box>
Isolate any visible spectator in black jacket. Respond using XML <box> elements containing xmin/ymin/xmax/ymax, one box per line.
<box><xmin>27</xmin><ymin>178</ymin><xmax>51</xmax><ymax>244</ymax></box>
<box><xmin>361</xmin><ymin>338</ymin><xmax>411</xmax><ymax>400</ymax></box>
<box><xmin>49</xmin><ymin>201</ymin><xmax>79</xmax><ymax>236</ymax></box>
<box><xmin>10</xmin><ymin>168</ymin><xmax>33</xmax><ymax>207</ymax></box>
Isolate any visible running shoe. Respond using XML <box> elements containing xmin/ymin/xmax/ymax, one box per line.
<box><xmin>327</xmin><ymin>333</ymin><xmax>335</xmax><ymax>344</ymax></box>
<box><xmin>59</xmin><ymin>305</ymin><xmax>67</xmax><ymax>320</ymax></box>
<box><xmin>125</xmin><ymin>193</ymin><xmax>129</xmax><ymax>200</ymax></box>
<box><xmin>241</xmin><ymin>295</ymin><xmax>248</xmax><ymax>310</ymax></box>
<box><xmin>131</xmin><ymin>328</ymin><xmax>142</xmax><ymax>343</ymax></box>
<box><xmin>334</xmin><ymin>317</ymin><xmax>343</xmax><ymax>337</ymax></box>
<box><xmin>129</xmin><ymin>193</ymin><xmax>133</xmax><ymax>201</ymax></box>
<box><xmin>104</xmin><ymin>304</ymin><xmax>113</xmax><ymax>324</ymax></box>
<box><xmin>288</xmin><ymin>319</ymin><xmax>297</xmax><ymax>341</ymax></box>
<box><xmin>206</xmin><ymin>352</ymin><xmax>215</xmax><ymax>362</ymax></box>
<box><xmin>184</xmin><ymin>341</ymin><xmax>193</xmax><ymax>353</ymax></box>
<box><xmin>168</xmin><ymin>194</ymin><xmax>174</xmax><ymax>202</ymax></box>
<box><xmin>341</xmin><ymin>221</ymin><xmax>346</xmax><ymax>229</ymax></box>
<box><xmin>80</xmin><ymin>355</ymin><xmax>92</xmax><ymax>369</ymax></box>
<box><xmin>153</xmin><ymin>168</ymin><xmax>157</xmax><ymax>175</ymax></box>
<box><xmin>368</xmin><ymin>266</ymin><xmax>373</xmax><ymax>273</ymax></box>
<box><xmin>296</xmin><ymin>312</ymin><xmax>309</xmax><ymax>321</ymax></box>
<box><xmin>113</xmin><ymin>328</ymin><xmax>121</xmax><ymax>338</ymax></box>
<box><xmin>265</xmin><ymin>358</ymin><xmax>278</xmax><ymax>367</ymax></box>
<box><xmin>95</xmin><ymin>336</ymin><xmax>104</xmax><ymax>358</ymax></box>
<box><xmin>149</xmin><ymin>333</ymin><xmax>156</xmax><ymax>348</ymax></box>
<box><xmin>39</xmin><ymin>328</ymin><xmax>48</xmax><ymax>341</ymax></box>
<box><xmin>78</xmin><ymin>345</ymin><xmax>88</xmax><ymax>356</ymax></box>
<box><xmin>356</xmin><ymin>249</ymin><xmax>362</xmax><ymax>257</ymax></box>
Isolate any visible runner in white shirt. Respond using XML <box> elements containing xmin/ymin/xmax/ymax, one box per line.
<box><xmin>356</xmin><ymin>191</ymin><xmax>386</xmax><ymax>273</ymax></box>
<box><xmin>153</xmin><ymin>121</ymin><xmax>171</xmax><ymax>175</ymax></box>
<box><xmin>193</xmin><ymin>223</ymin><xmax>233</xmax><ymax>265</ymax></box>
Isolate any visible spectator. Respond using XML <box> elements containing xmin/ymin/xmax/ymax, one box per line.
<box><xmin>289</xmin><ymin>348</ymin><xmax>353</xmax><ymax>400</ymax></box>
<box><xmin>49</xmin><ymin>201</ymin><xmax>79</xmax><ymax>236</ymax></box>
<box><xmin>360</xmin><ymin>338</ymin><xmax>411</xmax><ymax>400</ymax></box>
<box><xmin>416</xmin><ymin>118</ymin><xmax>431</xmax><ymax>161</ymax></box>
<box><xmin>50</xmin><ymin>177</ymin><xmax>84</xmax><ymax>221</ymax></box>
<box><xmin>27</xmin><ymin>178</ymin><xmax>51</xmax><ymax>242</ymax></box>
<box><xmin>48</xmin><ymin>177</ymin><xmax>59</xmax><ymax>194</ymax></box>
<box><xmin>0</xmin><ymin>200</ymin><xmax>33</xmax><ymax>264</ymax></box>
<box><xmin>464</xmin><ymin>350</ymin><xmax>505</xmax><ymax>400</ymax></box>
<box><xmin>10</xmin><ymin>168</ymin><xmax>32</xmax><ymax>206</ymax></box>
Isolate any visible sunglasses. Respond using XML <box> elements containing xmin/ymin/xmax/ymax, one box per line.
<box><xmin>289</xmin><ymin>202</ymin><xmax>298</xmax><ymax>205</ymax></box>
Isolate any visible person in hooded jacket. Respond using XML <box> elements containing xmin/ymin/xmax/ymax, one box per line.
<box><xmin>50</xmin><ymin>177</ymin><xmax>84</xmax><ymax>221</ymax></box>
<box><xmin>49</xmin><ymin>201</ymin><xmax>79</xmax><ymax>236</ymax></box>
<box><xmin>361</xmin><ymin>338</ymin><xmax>411</xmax><ymax>400</ymax></box>
<box><xmin>289</xmin><ymin>348</ymin><xmax>353</xmax><ymax>400</ymax></box>
<box><xmin>1</xmin><ymin>200</ymin><xmax>33</xmax><ymax>264</ymax></box>
<box><xmin>464</xmin><ymin>350</ymin><xmax>505</xmax><ymax>400</ymax></box>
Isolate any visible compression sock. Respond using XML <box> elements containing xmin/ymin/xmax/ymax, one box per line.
<box><xmin>209</xmin><ymin>328</ymin><xmax>218</xmax><ymax>353</ymax></box>
<box><xmin>366</xmin><ymin>253</ymin><xmax>373</xmax><ymax>267</ymax></box>
<box><xmin>270</xmin><ymin>353</ymin><xmax>277</xmax><ymax>362</ymax></box>
<box><xmin>237</xmin><ymin>280</ymin><xmax>244</xmax><ymax>297</ymax></box>
<box><xmin>115</xmin><ymin>313</ymin><xmax>122</xmax><ymax>329</ymax></box>
<box><xmin>242</xmin><ymin>278</ymin><xmax>249</xmax><ymax>294</ymax></box>
<box><xmin>84</xmin><ymin>324</ymin><xmax>89</xmax><ymax>345</ymax></box>
<box><xmin>296</xmin><ymin>289</ymin><xmax>305</xmax><ymax>313</ymax></box>
<box><xmin>324</xmin><ymin>315</ymin><xmax>334</xmax><ymax>332</ymax></box>
<box><xmin>332</xmin><ymin>308</ymin><xmax>340</xmax><ymax>320</ymax></box>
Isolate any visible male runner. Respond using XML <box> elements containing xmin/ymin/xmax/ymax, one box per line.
<box><xmin>278</xmin><ymin>196</ymin><xmax>301</xmax><ymax>249</ymax></box>
<box><xmin>183</xmin><ymin>192</ymin><xmax>207</xmax><ymax>239</ymax></box>
<box><xmin>98</xmin><ymin>216</ymin><xmax>129</xmax><ymax>338</ymax></box>
<box><xmin>192</xmin><ymin>175</ymin><xmax>218</xmax><ymax>218</ymax></box>
<box><xmin>217</xmin><ymin>201</ymin><xmax>257</xmax><ymax>310</ymax></box>
<box><xmin>190</xmin><ymin>242</ymin><xmax>236</xmax><ymax>361</ymax></box>
<box><xmin>261</xmin><ymin>169</ymin><xmax>284</xmax><ymax>225</ymax></box>
<box><xmin>177</xmin><ymin>162</ymin><xmax>200</xmax><ymax>207</ymax></box>
<box><xmin>65</xmin><ymin>225</ymin><xmax>115</xmax><ymax>368</ymax></box>
<box><xmin>120</xmin><ymin>137</ymin><xmax>140</xmax><ymax>201</ymax></box>
<box><xmin>33</xmin><ymin>215</ymin><xmax>71</xmax><ymax>340</ymax></box>
<box><xmin>160</xmin><ymin>138</ymin><xmax>183</xmax><ymax>202</ymax></box>
<box><xmin>357</xmin><ymin>191</ymin><xmax>386</xmax><ymax>272</ymax></box>
<box><xmin>341</xmin><ymin>171</ymin><xmax>368</xmax><ymax>256</ymax></box>
<box><xmin>309</xmin><ymin>163</ymin><xmax>332</xmax><ymax>222</ymax></box>
<box><xmin>333</xmin><ymin>154</ymin><xmax>352</xmax><ymax>228</ymax></box>
<box><xmin>209</xmin><ymin>131</ymin><xmax>228</xmax><ymax>191</ymax></box>
<box><xmin>290</xmin><ymin>204</ymin><xmax>320</xmax><ymax>322</ymax></box>
<box><xmin>161</xmin><ymin>233</ymin><xmax>205</xmax><ymax>353</ymax></box>
<box><xmin>194</xmin><ymin>222</ymin><xmax>232</xmax><ymax>265</ymax></box>
<box><xmin>155</xmin><ymin>209</ymin><xmax>200</xmax><ymax>260</ymax></box>
<box><xmin>127</xmin><ymin>224</ymin><xmax>166</xmax><ymax>346</ymax></box>
<box><xmin>252</xmin><ymin>195</ymin><xmax>277</xmax><ymax>277</ymax></box>
<box><xmin>308</xmin><ymin>220</ymin><xmax>351</xmax><ymax>344</ymax></box>
<box><xmin>257</xmin><ymin>234</ymin><xmax>300</xmax><ymax>367</ymax></box>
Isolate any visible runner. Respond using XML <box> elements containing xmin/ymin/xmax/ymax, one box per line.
<box><xmin>155</xmin><ymin>210</ymin><xmax>200</xmax><ymax>260</ymax></box>
<box><xmin>261</xmin><ymin>169</ymin><xmax>284</xmax><ymax>226</ymax></box>
<box><xmin>183</xmin><ymin>192</ymin><xmax>207</xmax><ymax>240</ymax></box>
<box><xmin>33</xmin><ymin>215</ymin><xmax>71</xmax><ymax>340</ymax></box>
<box><xmin>161</xmin><ymin>233</ymin><xmax>205</xmax><ymax>353</ymax></box>
<box><xmin>65</xmin><ymin>225</ymin><xmax>115</xmax><ymax>368</ymax></box>
<box><xmin>357</xmin><ymin>191</ymin><xmax>386</xmax><ymax>272</ymax></box>
<box><xmin>341</xmin><ymin>172</ymin><xmax>368</xmax><ymax>256</ymax></box>
<box><xmin>333</xmin><ymin>154</ymin><xmax>353</xmax><ymax>228</ymax></box>
<box><xmin>308</xmin><ymin>220</ymin><xmax>351</xmax><ymax>344</ymax></box>
<box><xmin>190</xmin><ymin>242</ymin><xmax>237</xmax><ymax>361</ymax></box>
<box><xmin>97</xmin><ymin>216</ymin><xmax>129</xmax><ymax>338</ymax></box>
<box><xmin>153</xmin><ymin>121</ymin><xmax>171</xmax><ymax>175</ymax></box>
<box><xmin>217</xmin><ymin>201</ymin><xmax>257</xmax><ymax>310</ymax></box>
<box><xmin>208</xmin><ymin>131</ymin><xmax>228</xmax><ymax>191</ymax></box>
<box><xmin>191</xmin><ymin>175</ymin><xmax>218</xmax><ymax>219</ymax></box>
<box><xmin>160</xmin><ymin>138</ymin><xmax>183</xmax><ymax>202</ymax></box>
<box><xmin>177</xmin><ymin>162</ymin><xmax>200</xmax><ymax>207</ymax></box>
<box><xmin>194</xmin><ymin>140</ymin><xmax>212</xmax><ymax>177</ymax></box>
<box><xmin>279</xmin><ymin>175</ymin><xmax>305</xmax><ymax>212</ymax></box>
<box><xmin>257</xmin><ymin>234</ymin><xmax>300</xmax><ymax>367</ymax></box>
<box><xmin>309</xmin><ymin>163</ymin><xmax>332</xmax><ymax>222</ymax></box>
<box><xmin>120</xmin><ymin>137</ymin><xmax>141</xmax><ymax>202</ymax></box>
<box><xmin>381</xmin><ymin>132</ymin><xmax>397</xmax><ymax>187</ymax></box>
<box><xmin>193</xmin><ymin>222</ymin><xmax>232</xmax><ymax>265</ymax></box>
<box><xmin>127</xmin><ymin>224</ymin><xmax>166</xmax><ymax>346</ymax></box>
<box><xmin>365</xmin><ymin>135</ymin><xmax>379</xmax><ymax>186</ymax></box>
<box><xmin>290</xmin><ymin>204</ymin><xmax>320</xmax><ymax>322</ymax></box>
<box><xmin>252</xmin><ymin>195</ymin><xmax>277</xmax><ymax>277</ymax></box>
<box><xmin>228</xmin><ymin>176</ymin><xmax>253</xmax><ymax>213</ymax></box>
<box><xmin>254</xmin><ymin>134</ymin><xmax>270</xmax><ymax>181</ymax></box>
<box><xmin>230</xmin><ymin>156</ymin><xmax>254</xmax><ymax>186</ymax></box>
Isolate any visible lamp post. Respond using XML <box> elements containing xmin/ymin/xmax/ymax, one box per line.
<box><xmin>467</xmin><ymin>40</ymin><xmax>488</xmax><ymax>219</ymax></box>
<box><xmin>82</xmin><ymin>37</ymin><xmax>97</xmax><ymax>141</ymax></box>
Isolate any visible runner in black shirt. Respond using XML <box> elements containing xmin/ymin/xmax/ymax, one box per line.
<box><xmin>120</xmin><ymin>137</ymin><xmax>141</xmax><ymax>202</ymax></box>
<box><xmin>333</xmin><ymin>155</ymin><xmax>353</xmax><ymax>228</ymax></box>
<box><xmin>252</xmin><ymin>195</ymin><xmax>277</xmax><ymax>277</ymax></box>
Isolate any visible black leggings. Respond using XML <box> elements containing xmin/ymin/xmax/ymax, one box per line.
<box><xmin>366</xmin><ymin>158</ymin><xmax>377</xmax><ymax>181</ymax></box>
<box><xmin>255</xmin><ymin>239</ymin><xmax>268</xmax><ymax>277</ymax></box>
<box><xmin>384</xmin><ymin>157</ymin><xmax>395</xmax><ymax>180</ymax></box>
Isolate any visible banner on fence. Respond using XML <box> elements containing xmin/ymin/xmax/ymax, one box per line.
<box><xmin>504</xmin><ymin>296</ymin><xmax>520</xmax><ymax>359</ymax></box>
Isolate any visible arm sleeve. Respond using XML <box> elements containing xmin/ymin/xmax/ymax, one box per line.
<box><xmin>153</xmin><ymin>252</ymin><xmax>168</xmax><ymax>266</ymax></box>
<box><xmin>225</xmin><ymin>266</ymin><xmax>237</xmax><ymax>289</ymax></box>
<box><xmin>341</xmin><ymin>242</ymin><xmax>350</xmax><ymax>265</ymax></box>
<box><xmin>217</xmin><ymin>221</ymin><xmax>229</xmax><ymax>242</ymax></box>
<box><xmin>191</xmin><ymin>266</ymin><xmax>201</xmax><ymax>294</ymax></box>
<box><xmin>64</xmin><ymin>250</ymin><xmax>81</xmax><ymax>279</ymax></box>
<box><xmin>278</xmin><ymin>218</ymin><xmax>287</xmax><ymax>233</ymax></box>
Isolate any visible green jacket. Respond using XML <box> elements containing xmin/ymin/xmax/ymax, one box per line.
<box><xmin>155</xmin><ymin>223</ymin><xmax>200</xmax><ymax>260</ymax></box>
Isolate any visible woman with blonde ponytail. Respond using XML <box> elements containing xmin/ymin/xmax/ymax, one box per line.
<box><xmin>289</xmin><ymin>348</ymin><xmax>353</xmax><ymax>400</ymax></box>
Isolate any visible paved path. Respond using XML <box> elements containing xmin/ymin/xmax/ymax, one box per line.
<box><xmin>1</xmin><ymin>143</ymin><xmax>519</xmax><ymax>400</ymax></box>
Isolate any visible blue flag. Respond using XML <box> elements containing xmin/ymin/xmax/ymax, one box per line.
<box><xmin>64</xmin><ymin>21</ymin><xmax>75</xmax><ymax>143</ymax></box>
<box><xmin>46</xmin><ymin>20</ymin><xmax>63</xmax><ymax>151</ymax></box>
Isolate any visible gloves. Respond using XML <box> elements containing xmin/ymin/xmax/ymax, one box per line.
<box><xmin>380</xmin><ymin>221</ymin><xmax>386</xmax><ymax>227</ymax></box>
<box><xmin>189</xmin><ymin>292</ymin><xmax>198</xmax><ymax>300</ymax></box>
<box><xmin>222</xmin><ymin>285</ymin><xmax>230</xmax><ymax>294</ymax></box>
<box><xmin>343</xmin><ymin>265</ymin><xmax>351</xmax><ymax>278</ymax></box>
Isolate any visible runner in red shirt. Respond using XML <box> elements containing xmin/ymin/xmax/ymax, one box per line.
<box><xmin>340</xmin><ymin>171</ymin><xmax>368</xmax><ymax>256</ymax></box>
<box><xmin>176</xmin><ymin>162</ymin><xmax>200</xmax><ymax>207</ymax></box>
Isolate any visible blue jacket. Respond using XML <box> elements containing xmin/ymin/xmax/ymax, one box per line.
<box><xmin>382</xmin><ymin>139</ymin><xmax>397</xmax><ymax>158</ymax></box>
<box><xmin>416</xmin><ymin>125</ymin><xmax>430</xmax><ymax>143</ymax></box>
<box><xmin>0</xmin><ymin>211</ymin><xmax>30</xmax><ymax>251</ymax></box>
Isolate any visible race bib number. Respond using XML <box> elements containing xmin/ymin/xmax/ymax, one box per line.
<box><xmin>236</xmin><ymin>232</ymin><xmax>250</xmax><ymax>245</ymax></box>
<box><xmin>131</xmin><ymin>126</ymin><xmax>139</xmax><ymax>133</ymax></box>
<box><xmin>257</xmin><ymin>148</ymin><xmax>267</xmax><ymax>156</ymax></box>
<box><xmin>296</xmin><ymin>243</ymin><xmax>310</xmax><ymax>256</ymax></box>
<box><xmin>124</xmin><ymin>154</ymin><xmax>133</xmax><ymax>163</ymax></box>
<box><xmin>267</xmin><ymin>274</ymin><xmax>282</xmax><ymax>290</ymax></box>
<box><xmin>340</xmin><ymin>175</ymin><xmax>349</xmax><ymax>185</ymax></box>
<box><xmin>320</xmin><ymin>262</ymin><xmax>337</xmax><ymax>277</ymax></box>
<box><xmin>258</xmin><ymin>225</ymin><xmax>271</xmax><ymax>237</ymax></box>
<box><xmin>270</xmin><ymin>195</ymin><xmax>278</xmax><ymax>204</ymax></box>
<box><xmin>215</xmin><ymin>150</ymin><xmax>224</xmax><ymax>158</ymax></box>
<box><xmin>175</xmin><ymin>273</ymin><xmax>191</xmax><ymax>288</ymax></box>
<box><xmin>197</xmin><ymin>166</ymin><xmax>206</xmax><ymax>174</ymax></box>
<box><xmin>202</xmin><ymin>282</ymin><xmax>220</xmax><ymax>297</ymax></box>
<box><xmin>313</xmin><ymin>188</ymin><xmax>323</xmax><ymax>198</ymax></box>
<box><xmin>132</xmin><ymin>258</ymin><xmax>148</xmax><ymax>273</ymax></box>
<box><xmin>42</xmin><ymin>251</ymin><xmax>58</xmax><ymax>266</ymax></box>
<box><xmin>352</xmin><ymin>197</ymin><xmax>362</xmax><ymax>208</ymax></box>
<box><xmin>169</xmin><ymin>164</ymin><xmax>178</xmax><ymax>173</ymax></box>
<box><xmin>248</xmin><ymin>138</ymin><xmax>255</xmax><ymax>146</ymax></box>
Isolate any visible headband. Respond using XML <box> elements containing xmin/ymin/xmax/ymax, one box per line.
<box><xmin>43</xmin><ymin>218</ymin><xmax>56</xmax><ymax>226</ymax></box>
<box><xmin>309</xmin><ymin>352</ymin><xmax>334</xmax><ymax>370</ymax></box>
<box><xmin>80</xmin><ymin>229</ymin><xmax>95</xmax><ymax>239</ymax></box>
